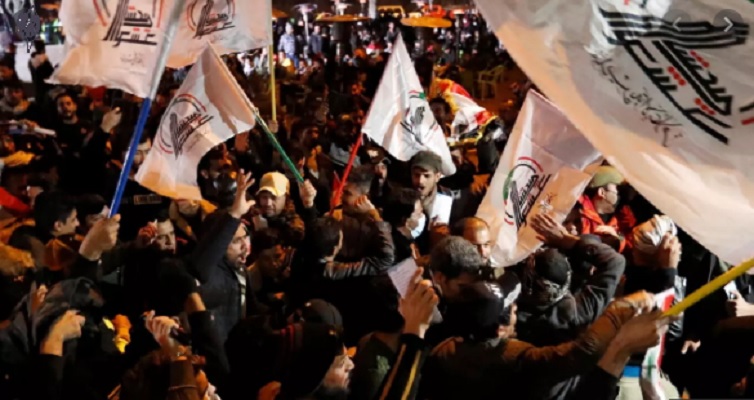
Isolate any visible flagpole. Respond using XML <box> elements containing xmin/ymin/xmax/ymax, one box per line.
<box><xmin>108</xmin><ymin>1</ymin><xmax>183</xmax><ymax>218</ymax></box>
<box><xmin>211</xmin><ymin>44</ymin><xmax>303</xmax><ymax>184</ymax></box>
<box><xmin>664</xmin><ymin>258</ymin><xmax>754</xmax><ymax>316</ymax></box>
<box><xmin>331</xmin><ymin>133</ymin><xmax>363</xmax><ymax>210</ymax></box>
<box><xmin>269</xmin><ymin>45</ymin><xmax>277</xmax><ymax>122</ymax></box>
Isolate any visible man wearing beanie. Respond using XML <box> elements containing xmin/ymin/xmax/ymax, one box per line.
<box><xmin>577</xmin><ymin>165</ymin><xmax>636</xmax><ymax>252</ymax></box>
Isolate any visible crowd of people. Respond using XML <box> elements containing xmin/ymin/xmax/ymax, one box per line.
<box><xmin>1</xmin><ymin>9</ymin><xmax>754</xmax><ymax>400</ymax></box>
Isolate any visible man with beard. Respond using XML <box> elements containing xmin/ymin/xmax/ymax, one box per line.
<box><xmin>250</xmin><ymin>172</ymin><xmax>305</xmax><ymax>248</ymax></box>
<box><xmin>409</xmin><ymin>151</ymin><xmax>456</xmax><ymax>253</ymax></box>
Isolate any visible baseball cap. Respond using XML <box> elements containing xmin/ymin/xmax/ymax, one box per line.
<box><xmin>588</xmin><ymin>166</ymin><xmax>624</xmax><ymax>189</ymax></box>
<box><xmin>257</xmin><ymin>172</ymin><xmax>289</xmax><ymax>197</ymax></box>
<box><xmin>410</xmin><ymin>150</ymin><xmax>443</xmax><ymax>173</ymax></box>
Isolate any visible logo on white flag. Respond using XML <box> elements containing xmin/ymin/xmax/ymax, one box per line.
<box><xmin>187</xmin><ymin>0</ymin><xmax>236</xmax><ymax>39</ymax></box>
<box><xmin>502</xmin><ymin>157</ymin><xmax>552</xmax><ymax>228</ymax></box>
<box><xmin>98</xmin><ymin>0</ymin><xmax>163</xmax><ymax>46</ymax></box>
<box><xmin>158</xmin><ymin>94</ymin><xmax>214</xmax><ymax>158</ymax></box>
<box><xmin>598</xmin><ymin>7</ymin><xmax>752</xmax><ymax>145</ymax></box>
<box><xmin>400</xmin><ymin>90</ymin><xmax>440</xmax><ymax>149</ymax></box>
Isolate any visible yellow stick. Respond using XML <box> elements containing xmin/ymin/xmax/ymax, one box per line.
<box><xmin>268</xmin><ymin>44</ymin><xmax>277</xmax><ymax>122</ymax></box>
<box><xmin>664</xmin><ymin>258</ymin><xmax>754</xmax><ymax>316</ymax></box>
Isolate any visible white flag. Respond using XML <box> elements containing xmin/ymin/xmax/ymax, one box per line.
<box><xmin>362</xmin><ymin>36</ymin><xmax>456</xmax><ymax>176</ymax></box>
<box><xmin>475</xmin><ymin>0</ymin><xmax>754</xmax><ymax>264</ymax></box>
<box><xmin>135</xmin><ymin>45</ymin><xmax>255</xmax><ymax>200</ymax></box>
<box><xmin>167</xmin><ymin>0</ymin><xmax>272</xmax><ymax>68</ymax></box>
<box><xmin>51</xmin><ymin>0</ymin><xmax>272</xmax><ymax>96</ymax></box>
<box><xmin>50</xmin><ymin>0</ymin><xmax>177</xmax><ymax>97</ymax></box>
<box><xmin>477</xmin><ymin>91</ymin><xmax>602</xmax><ymax>267</ymax></box>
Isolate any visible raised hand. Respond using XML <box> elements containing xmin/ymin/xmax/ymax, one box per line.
<box><xmin>229</xmin><ymin>169</ymin><xmax>256</xmax><ymax>219</ymax></box>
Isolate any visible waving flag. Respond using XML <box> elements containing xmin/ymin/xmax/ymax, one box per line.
<box><xmin>50</xmin><ymin>0</ymin><xmax>177</xmax><ymax>97</ymax></box>
<box><xmin>362</xmin><ymin>36</ymin><xmax>456</xmax><ymax>176</ymax></box>
<box><xmin>51</xmin><ymin>0</ymin><xmax>272</xmax><ymax>96</ymax></box>
<box><xmin>477</xmin><ymin>91</ymin><xmax>602</xmax><ymax>267</ymax></box>
<box><xmin>168</xmin><ymin>0</ymin><xmax>272</xmax><ymax>68</ymax></box>
<box><xmin>475</xmin><ymin>0</ymin><xmax>754</xmax><ymax>264</ymax></box>
<box><xmin>446</xmin><ymin>91</ymin><xmax>496</xmax><ymax>137</ymax></box>
<box><xmin>136</xmin><ymin>45</ymin><xmax>255</xmax><ymax>200</ymax></box>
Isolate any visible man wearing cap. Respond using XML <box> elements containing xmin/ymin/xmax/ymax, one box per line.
<box><xmin>409</xmin><ymin>151</ymin><xmax>457</xmax><ymax>253</ymax></box>
<box><xmin>252</xmin><ymin>172</ymin><xmax>305</xmax><ymax>247</ymax></box>
<box><xmin>578</xmin><ymin>165</ymin><xmax>637</xmax><ymax>252</ymax></box>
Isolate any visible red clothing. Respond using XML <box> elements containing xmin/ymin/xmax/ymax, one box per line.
<box><xmin>578</xmin><ymin>194</ymin><xmax>636</xmax><ymax>252</ymax></box>
<box><xmin>0</xmin><ymin>187</ymin><xmax>30</xmax><ymax>216</ymax></box>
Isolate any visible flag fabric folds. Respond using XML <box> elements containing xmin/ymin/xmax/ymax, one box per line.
<box><xmin>362</xmin><ymin>36</ymin><xmax>456</xmax><ymax>176</ymax></box>
<box><xmin>168</xmin><ymin>0</ymin><xmax>272</xmax><ymax>68</ymax></box>
<box><xmin>475</xmin><ymin>0</ymin><xmax>754</xmax><ymax>264</ymax></box>
<box><xmin>476</xmin><ymin>91</ymin><xmax>602</xmax><ymax>267</ymax></box>
<box><xmin>51</xmin><ymin>0</ymin><xmax>271</xmax><ymax>96</ymax></box>
<box><xmin>135</xmin><ymin>45</ymin><xmax>255</xmax><ymax>200</ymax></box>
<box><xmin>50</xmin><ymin>0</ymin><xmax>177</xmax><ymax>97</ymax></box>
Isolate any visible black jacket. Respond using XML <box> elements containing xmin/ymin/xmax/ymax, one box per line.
<box><xmin>421</xmin><ymin>302</ymin><xmax>636</xmax><ymax>400</ymax></box>
<box><xmin>516</xmin><ymin>238</ymin><xmax>626</xmax><ymax>347</ymax></box>
<box><xmin>191</xmin><ymin>212</ymin><xmax>262</xmax><ymax>343</ymax></box>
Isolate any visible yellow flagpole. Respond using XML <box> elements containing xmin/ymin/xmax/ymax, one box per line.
<box><xmin>665</xmin><ymin>258</ymin><xmax>754</xmax><ymax>316</ymax></box>
<box><xmin>268</xmin><ymin>44</ymin><xmax>277</xmax><ymax>123</ymax></box>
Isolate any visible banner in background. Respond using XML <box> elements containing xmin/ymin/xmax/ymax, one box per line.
<box><xmin>136</xmin><ymin>45</ymin><xmax>255</xmax><ymax>200</ymax></box>
<box><xmin>475</xmin><ymin>0</ymin><xmax>754</xmax><ymax>264</ymax></box>
<box><xmin>477</xmin><ymin>91</ymin><xmax>602</xmax><ymax>267</ymax></box>
<box><xmin>362</xmin><ymin>35</ymin><xmax>456</xmax><ymax>176</ymax></box>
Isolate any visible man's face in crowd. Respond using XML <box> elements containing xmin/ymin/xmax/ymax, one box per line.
<box><xmin>321</xmin><ymin>349</ymin><xmax>355</xmax><ymax>393</ymax></box>
<box><xmin>225</xmin><ymin>224</ymin><xmax>250</xmax><ymax>268</ymax></box>
<box><xmin>595</xmin><ymin>183</ymin><xmax>620</xmax><ymax>214</ymax></box>
<box><xmin>341</xmin><ymin>183</ymin><xmax>365</xmax><ymax>214</ymax></box>
<box><xmin>54</xmin><ymin>210</ymin><xmax>79</xmax><ymax>237</ymax></box>
<box><xmin>258</xmin><ymin>191</ymin><xmax>286</xmax><ymax>218</ymax></box>
<box><xmin>432</xmin><ymin>270</ymin><xmax>477</xmax><ymax>300</ymax></box>
<box><xmin>464</xmin><ymin>226</ymin><xmax>492</xmax><ymax>264</ymax></box>
<box><xmin>430</xmin><ymin>102</ymin><xmax>447</xmax><ymax>125</ymax></box>
<box><xmin>56</xmin><ymin>95</ymin><xmax>77</xmax><ymax>120</ymax></box>
<box><xmin>258</xmin><ymin>245</ymin><xmax>289</xmax><ymax>280</ymax></box>
<box><xmin>154</xmin><ymin>220</ymin><xmax>177</xmax><ymax>254</ymax></box>
<box><xmin>3</xmin><ymin>87</ymin><xmax>23</xmax><ymax>106</ymax></box>
<box><xmin>132</xmin><ymin>139</ymin><xmax>151</xmax><ymax>169</ymax></box>
<box><xmin>0</xmin><ymin>133</ymin><xmax>15</xmax><ymax>156</ymax></box>
<box><xmin>3</xmin><ymin>172</ymin><xmax>28</xmax><ymax>201</ymax></box>
<box><xmin>412</xmin><ymin>166</ymin><xmax>440</xmax><ymax>199</ymax></box>
<box><xmin>176</xmin><ymin>199</ymin><xmax>200</xmax><ymax>217</ymax></box>
<box><xmin>0</xmin><ymin>65</ymin><xmax>14</xmax><ymax>80</ymax></box>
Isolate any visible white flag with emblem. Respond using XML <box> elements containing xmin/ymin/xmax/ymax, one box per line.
<box><xmin>475</xmin><ymin>0</ymin><xmax>754</xmax><ymax>264</ymax></box>
<box><xmin>362</xmin><ymin>36</ymin><xmax>456</xmax><ymax>176</ymax></box>
<box><xmin>136</xmin><ymin>45</ymin><xmax>255</xmax><ymax>200</ymax></box>
<box><xmin>477</xmin><ymin>91</ymin><xmax>602</xmax><ymax>267</ymax></box>
<box><xmin>167</xmin><ymin>0</ymin><xmax>272</xmax><ymax>68</ymax></box>
<box><xmin>50</xmin><ymin>0</ymin><xmax>178</xmax><ymax>97</ymax></box>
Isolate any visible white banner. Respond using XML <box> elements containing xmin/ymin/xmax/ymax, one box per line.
<box><xmin>168</xmin><ymin>0</ymin><xmax>271</xmax><ymax>68</ymax></box>
<box><xmin>50</xmin><ymin>0</ymin><xmax>177</xmax><ymax>97</ymax></box>
<box><xmin>135</xmin><ymin>45</ymin><xmax>255</xmax><ymax>200</ymax></box>
<box><xmin>475</xmin><ymin>0</ymin><xmax>754</xmax><ymax>264</ymax></box>
<box><xmin>51</xmin><ymin>0</ymin><xmax>271</xmax><ymax>96</ymax></box>
<box><xmin>477</xmin><ymin>91</ymin><xmax>602</xmax><ymax>267</ymax></box>
<box><xmin>362</xmin><ymin>35</ymin><xmax>456</xmax><ymax>176</ymax></box>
